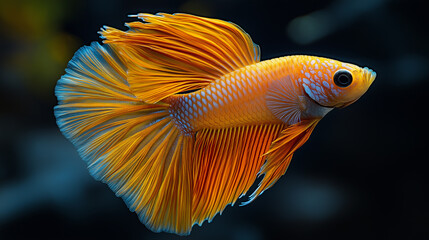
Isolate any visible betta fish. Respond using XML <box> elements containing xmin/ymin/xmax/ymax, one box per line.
<box><xmin>54</xmin><ymin>13</ymin><xmax>376</xmax><ymax>235</ymax></box>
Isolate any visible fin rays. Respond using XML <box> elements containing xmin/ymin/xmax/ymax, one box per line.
<box><xmin>266</xmin><ymin>76</ymin><xmax>303</xmax><ymax>125</ymax></box>
<box><xmin>101</xmin><ymin>13</ymin><xmax>260</xmax><ymax>103</ymax></box>
<box><xmin>245</xmin><ymin>119</ymin><xmax>320</xmax><ymax>203</ymax></box>
<box><xmin>192</xmin><ymin>124</ymin><xmax>285</xmax><ymax>225</ymax></box>
<box><xmin>55</xmin><ymin>42</ymin><xmax>194</xmax><ymax>235</ymax></box>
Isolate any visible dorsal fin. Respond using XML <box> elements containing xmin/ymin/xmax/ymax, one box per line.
<box><xmin>100</xmin><ymin>13</ymin><xmax>260</xmax><ymax>103</ymax></box>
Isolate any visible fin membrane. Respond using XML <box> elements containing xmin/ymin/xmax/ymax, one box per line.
<box><xmin>245</xmin><ymin>119</ymin><xmax>320</xmax><ymax>203</ymax></box>
<box><xmin>266</xmin><ymin>75</ymin><xmax>304</xmax><ymax>125</ymax></box>
<box><xmin>101</xmin><ymin>13</ymin><xmax>260</xmax><ymax>103</ymax></box>
<box><xmin>55</xmin><ymin>42</ymin><xmax>194</xmax><ymax>235</ymax></box>
<box><xmin>191</xmin><ymin>124</ymin><xmax>285</xmax><ymax>225</ymax></box>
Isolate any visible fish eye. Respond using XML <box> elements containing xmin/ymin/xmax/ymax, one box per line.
<box><xmin>333</xmin><ymin>70</ymin><xmax>353</xmax><ymax>87</ymax></box>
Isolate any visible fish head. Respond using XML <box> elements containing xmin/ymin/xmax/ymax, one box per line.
<box><xmin>296</xmin><ymin>57</ymin><xmax>376</xmax><ymax>108</ymax></box>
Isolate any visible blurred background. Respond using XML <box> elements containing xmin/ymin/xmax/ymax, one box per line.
<box><xmin>0</xmin><ymin>0</ymin><xmax>427</xmax><ymax>239</ymax></box>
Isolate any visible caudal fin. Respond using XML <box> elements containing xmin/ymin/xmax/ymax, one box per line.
<box><xmin>55</xmin><ymin>42</ymin><xmax>194</xmax><ymax>235</ymax></box>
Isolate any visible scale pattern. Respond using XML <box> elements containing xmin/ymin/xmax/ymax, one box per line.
<box><xmin>167</xmin><ymin>58</ymin><xmax>293</xmax><ymax>134</ymax></box>
<box><xmin>296</xmin><ymin>57</ymin><xmax>356</xmax><ymax>105</ymax></box>
<box><xmin>167</xmin><ymin>55</ymin><xmax>355</xmax><ymax>133</ymax></box>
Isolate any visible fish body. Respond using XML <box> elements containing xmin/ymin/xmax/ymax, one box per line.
<box><xmin>167</xmin><ymin>58</ymin><xmax>284</xmax><ymax>133</ymax></box>
<box><xmin>54</xmin><ymin>13</ymin><xmax>376</xmax><ymax>235</ymax></box>
<box><xmin>167</xmin><ymin>55</ymin><xmax>373</xmax><ymax>133</ymax></box>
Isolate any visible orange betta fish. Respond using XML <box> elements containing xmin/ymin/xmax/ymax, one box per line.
<box><xmin>54</xmin><ymin>13</ymin><xmax>376</xmax><ymax>235</ymax></box>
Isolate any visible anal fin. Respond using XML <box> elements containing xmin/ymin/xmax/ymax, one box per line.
<box><xmin>191</xmin><ymin>124</ymin><xmax>285</xmax><ymax>225</ymax></box>
<box><xmin>245</xmin><ymin>119</ymin><xmax>320</xmax><ymax>204</ymax></box>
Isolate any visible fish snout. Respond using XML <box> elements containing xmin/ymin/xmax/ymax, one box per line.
<box><xmin>363</xmin><ymin>67</ymin><xmax>376</xmax><ymax>86</ymax></box>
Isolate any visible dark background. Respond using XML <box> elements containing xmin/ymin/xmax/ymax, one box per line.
<box><xmin>0</xmin><ymin>0</ymin><xmax>428</xmax><ymax>239</ymax></box>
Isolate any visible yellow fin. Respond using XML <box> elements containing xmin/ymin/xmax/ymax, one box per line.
<box><xmin>191</xmin><ymin>124</ymin><xmax>284</xmax><ymax>225</ymax></box>
<box><xmin>101</xmin><ymin>13</ymin><xmax>260</xmax><ymax>103</ymax></box>
<box><xmin>55</xmin><ymin>42</ymin><xmax>195</xmax><ymax>235</ymax></box>
<box><xmin>244</xmin><ymin>119</ymin><xmax>320</xmax><ymax>204</ymax></box>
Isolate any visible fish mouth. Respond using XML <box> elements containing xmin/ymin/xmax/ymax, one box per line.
<box><xmin>363</xmin><ymin>67</ymin><xmax>377</xmax><ymax>86</ymax></box>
